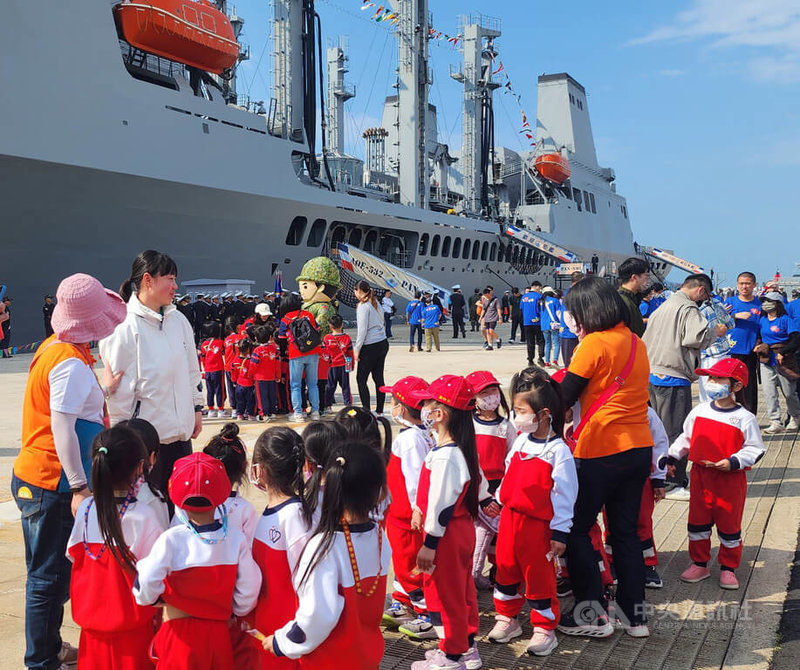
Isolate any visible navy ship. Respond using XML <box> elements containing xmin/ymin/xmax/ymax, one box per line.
<box><xmin>1</xmin><ymin>0</ymin><xmax>659</xmax><ymax>343</ymax></box>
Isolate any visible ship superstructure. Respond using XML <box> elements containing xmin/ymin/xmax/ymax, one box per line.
<box><xmin>1</xmin><ymin>0</ymin><xmax>650</xmax><ymax>342</ymax></box>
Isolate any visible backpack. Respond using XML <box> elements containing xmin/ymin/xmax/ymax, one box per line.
<box><xmin>289</xmin><ymin>313</ymin><xmax>321</xmax><ymax>354</ymax></box>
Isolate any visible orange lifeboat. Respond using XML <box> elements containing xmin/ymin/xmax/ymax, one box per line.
<box><xmin>114</xmin><ymin>0</ymin><xmax>239</xmax><ymax>74</ymax></box>
<box><xmin>534</xmin><ymin>153</ymin><xmax>571</xmax><ymax>184</ymax></box>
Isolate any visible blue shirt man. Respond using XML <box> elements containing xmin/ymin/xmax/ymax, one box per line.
<box><xmin>723</xmin><ymin>271</ymin><xmax>761</xmax><ymax>413</ymax></box>
<box><xmin>406</xmin><ymin>298</ymin><xmax>423</xmax><ymax>326</ymax></box>
<box><xmin>423</xmin><ymin>303</ymin><xmax>442</xmax><ymax>329</ymax></box>
<box><xmin>520</xmin><ymin>290</ymin><xmax>541</xmax><ymax>325</ymax></box>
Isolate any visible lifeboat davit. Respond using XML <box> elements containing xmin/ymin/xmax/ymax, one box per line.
<box><xmin>114</xmin><ymin>0</ymin><xmax>239</xmax><ymax>74</ymax></box>
<box><xmin>534</xmin><ymin>153</ymin><xmax>571</xmax><ymax>185</ymax></box>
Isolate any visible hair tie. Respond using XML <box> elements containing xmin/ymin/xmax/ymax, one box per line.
<box><xmin>347</xmin><ymin>408</ymin><xmax>357</xmax><ymax>417</ymax></box>
<box><xmin>98</xmin><ymin>446</ymin><xmax>108</xmax><ymax>454</ymax></box>
<box><xmin>336</xmin><ymin>456</ymin><xmax>346</xmax><ymax>466</ymax></box>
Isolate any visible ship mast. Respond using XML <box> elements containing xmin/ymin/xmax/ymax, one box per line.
<box><xmin>450</xmin><ymin>14</ymin><xmax>500</xmax><ymax>217</ymax></box>
<box><xmin>271</xmin><ymin>0</ymin><xmax>305</xmax><ymax>141</ymax></box>
<box><xmin>325</xmin><ymin>37</ymin><xmax>355</xmax><ymax>155</ymax></box>
<box><xmin>393</xmin><ymin>0</ymin><xmax>430</xmax><ymax>209</ymax></box>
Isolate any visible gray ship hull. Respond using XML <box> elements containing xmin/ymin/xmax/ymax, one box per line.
<box><xmin>2</xmin><ymin>153</ymin><xmax>536</xmax><ymax>344</ymax></box>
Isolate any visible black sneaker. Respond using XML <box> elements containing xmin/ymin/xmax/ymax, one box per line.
<box><xmin>645</xmin><ymin>565</ymin><xmax>663</xmax><ymax>589</ymax></box>
<box><xmin>497</xmin><ymin>338</ymin><xmax>502</xmax><ymax>349</ymax></box>
<box><xmin>556</xmin><ymin>576</ymin><xmax>572</xmax><ymax>598</ymax></box>
<box><xmin>557</xmin><ymin>609</ymin><xmax>614</xmax><ymax>638</ymax></box>
<box><xmin>536</xmin><ymin>358</ymin><xmax>546</xmax><ymax>367</ymax></box>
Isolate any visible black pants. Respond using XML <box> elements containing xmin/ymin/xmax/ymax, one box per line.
<box><xmin>523</xmin><ymin>325</ymin><xmax>544</xmax><ymax>364</ymax></box>
<box><xmin>356</xmin><ymin>338</ymin><xmax>389</xmax><ymax>413</ymax></box>
<box><xmin>150</xmin><ymin>439</ymin><xmax>193</xmax><ymax>518</ymax></box>
<box><xmin>409</xmin><ymin>324</ymin><xmax>423</xmax><ymax>349</ymax></box>
<box><xmin>0</xmin><ymin>328</ymin><xmax>10</xmax><ymax>355</ymax></box>
<box><xmin>730</xmin><ymin>352</ymin><xmax>759</xmax><ymax>413</ymax></box>
<box><xmin>326</xmin><ymin>366</ymin><xmax>352</xmax><ymax>406</ymax></box>
<box><xmin>452</xmin><ymin>316</ymin><xmax>466</xmax><ymax>338</ymax></box>
<box><xmin>567</xmin><ymin>446</ymin><xmax>651</xmax><ymax>626</ymax></box>
<box><xmin>560</xmin><ymin>337</ymin><xmax>578</xmax><ymax>366</ymax></box>
<box><xmin>469</xmin><ymin>314</ymin><xmax>479</xmax><ymax>331</ymax></box>
<box><xmin>510</xmin><ymin>314</ymin><xmax>523</xmax><ymax>341</ymax></box>
<box><xmin>649</xmin><ymin>384</ymin><xmax>692</xmax><ymax>487</ymax></box>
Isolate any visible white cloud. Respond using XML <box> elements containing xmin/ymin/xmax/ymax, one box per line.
<box><xmin>658</xmin><ymin>69</ymin><xmax>686</xmax><ymax>76</ymax></box>
<box><xmin>631</xmin><ymin>0</ymin><xmax>800</xmax><ymax>82</ymax></box>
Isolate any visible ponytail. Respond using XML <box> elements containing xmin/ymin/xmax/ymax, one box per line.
<box><xmin>298</xmin><ymin>441</ymin><xmax>385</xmax><ymax>588</ymax></box>
<box><xmin>303</xmin><ymin>421</ymin><xmax>346</xmax><ymax>516</ymax></box>
<box><xmin>120</xmin><ymin>249</ymin><xmax>178</xmax><ymax>303</ymax></box>
<box><xmin>203</xmin><ymin>422</ymin><xmax>248</xmax><ymax>488</ymax></box>
<box><xmin>355</xmin><ymin>280</ymin><xmax>379</xmax><ymax>311</ymax></box>
<box><xmin>334</xmin><ymin>405</ymin><xmax>391</xmax><ymax>463</ymax></box>
<box><xmin>90</xmin><ymin>426</ymin><xmax>147</xmax><ymax>572</ymax></box>
<box><xmin>253</xmin><ymin>426</ymin><xmax>312</xmax><ymax>526</ymax></box>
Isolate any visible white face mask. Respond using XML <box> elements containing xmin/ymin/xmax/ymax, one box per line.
<box><xmin>514</xmin><ymin>413</ymin><xmax>539</xmax><ymax>434</ymax></box>
<box><xmin>705</xmin><ymin>380</ymin><xmax>730</xmax><ymax>401</ymax></box>
<box><xmin>249</xmin><ymin>464</ymin><xmax>266</xmax><ymax>491</ymax></box>
<box><xmin>391</xmin><ymin>404</ymin><xmax>415</xmax><ymax>428</ymax></box>
<box><xmin>420</xmin><ymin>407</ymin><xmax>437</xmax><ymax>431</ymax></box>
<box><xmin>475</xmin><ymin>390</ymin><xmax>501</xmax><ymax>412</ymax></box>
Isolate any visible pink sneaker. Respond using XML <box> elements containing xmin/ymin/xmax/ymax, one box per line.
<box><xmin>413</xmin><ymin>649</ymin><xmax>465</xmax><ymax>670</ymax></box>
<box><xmin>526</xmin><ymin>628</ymin><xmax>558</xmax><ymax>656</ymax></box>
<box><xmin>425</xmin><ymin>646</ymin><xmax>481</xmax><ymax>670</ymax></box>
<box><xmin>680</xmin><ymin>563</ymin><xmax>711</xmax><ymax>583</ymax></box>
<box><xmin>719</xmin><ymin>570</ymin><xmax>739</xmax><ymax>590</ymax></box>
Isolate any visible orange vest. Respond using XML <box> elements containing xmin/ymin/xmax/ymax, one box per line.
<box><xmin>15</xmin><ymin>336</ymin><xmax>96</xmax><ymax>490</ymax></box>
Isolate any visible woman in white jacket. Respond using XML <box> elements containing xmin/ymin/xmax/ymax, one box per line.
<box><xmin>100</xmin><ymin>250</ymin><xmax>203</xmax><ymax>514</ymax></box>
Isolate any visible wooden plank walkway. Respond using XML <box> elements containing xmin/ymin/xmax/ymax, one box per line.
<box><xmin>380</xmin><ymin>412</ymin><xmax>798</xmax><ymax>670</ymax></box>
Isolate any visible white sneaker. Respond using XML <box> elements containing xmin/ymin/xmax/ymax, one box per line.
<box><xmin>412</xmin><ymin>649</ymin><xmax>465</xmax><ymax>670</ymax></box>
<box><xmin>764</xmin><ymin>421</ymin><xmax>785</xmax><ymax>434</ymax></box>
<box><xmin>309</xmin><ymin>411</ymin><xmax>321</xmax><ymax>420</ymax></box>
<box><xmin>665</xmin><ymin>486</ymin><xmax>691</xmax><ymax>501</ymax></box>
<box><xmin>291</xmin><ymin>412</ymin><xmax>305</xmax><ymax>423</ymax></box>
<box><xmin>787</xmin><ymin>418</ymin><xmax>800</xmax><ymax>431</ymax></box>
<box><xmin>207</xmin><ymin>409</ymin><xmax>218</xmax><ymax>418</ymax></box>
<box><xmin>424</xmin><ymin>646</ymin><xmax>482</xmax><ymax>670</ymax></box>
<box><xmin>526</xmin><ymin>628</ymin><xmax>558</xmax><ymax>656</ymax></box>
<box><xmin>382</xmin><ymin>601</ymin><xmax>415</xmax><ymax>627</ymax></box>
<box><xmin>487</xmin><ymin>615</ymin><xmax>523</xmax><ymax>643</ymax></box>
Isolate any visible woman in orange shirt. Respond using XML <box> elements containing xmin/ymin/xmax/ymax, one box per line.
<box><xmin>13</xmin><ymin>273</ymin><xmax>127</xmax><ymax>669</ymax></box>
<box><xmin>555</xmin><ymin>277</ymin><xmax>653</xmax><ymax>640</ymax></box>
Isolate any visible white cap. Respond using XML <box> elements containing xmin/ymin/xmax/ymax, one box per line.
<box><xmin>255</xmin><ymin>303</ymin><xmax>273</xmax><ymax>317</ymax></box>
<box><xmin>452</xmin><ymin>284</ymin><xmax>461</xmax><ymax>289</ymax></box>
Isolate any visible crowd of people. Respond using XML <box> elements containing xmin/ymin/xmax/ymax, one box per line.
<box><xmin>9</xmin><ymin>248</ymin><xmax>800</xmax><ymax>670</ymax></box>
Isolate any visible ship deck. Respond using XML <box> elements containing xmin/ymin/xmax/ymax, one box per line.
<box><xmin>0</xmin><ymin>328</ymin><xmax>796</xmax><ymax>669</ymax></box>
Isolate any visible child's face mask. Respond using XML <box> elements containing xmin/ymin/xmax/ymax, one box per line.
<box><xmin>475</xmin><ymin>390</ymin><xmax>501</xmax><ymax>412</ymax></box>
<box><xmin>705</xmin><ymin>380</ymin><xmax>730</xmax><ymax>401</ymax></box>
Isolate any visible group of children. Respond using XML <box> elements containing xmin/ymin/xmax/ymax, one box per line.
<box><xmin>198</xmin><ymin>305</ymin><xmax>353</xmax><ymax>422</ymax></box>
<box><xmin>67</xmin><ymin>353</ymin><xmax>766</xmax><ymax>669</ymax></box>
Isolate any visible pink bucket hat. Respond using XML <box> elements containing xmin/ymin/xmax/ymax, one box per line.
<box><xmin>51</xmin><ymin>273</ymin><xmax>127</xmax><ymax>343</ymax></box>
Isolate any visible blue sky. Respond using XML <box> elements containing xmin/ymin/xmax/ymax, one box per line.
<box><xmin>233</xmin><ymin>0</ymin><xmax>800</xmax><ymax>287</ymax></box>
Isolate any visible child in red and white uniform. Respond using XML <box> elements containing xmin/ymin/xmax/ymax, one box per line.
<box><xmin>252</xmin><ymin>326</ymin><xmax>280</xmax><ymax>421</ymax></box>
<box><xmin>133</xmin><ymin>453</ymin><xmax>261</xmax><ymax>670</ymax></box>
<box><xmin>378</xmin><ymin>377</ymin><xmax>435</xmax><ymax>632</ymax></box>
<box><xmin>121</xmin><ymin>418</ymin><xmax>170</xmax><ymax>530</ymax></box>
<box><xmin>488</xmin><ymin>368</ymin><xmax>577</xmax><ymax>657</ymax></box>
<box><xmin>223</xmin><ymin>322</ymin><xmax>244</xmax><ymax>418</ymax></box>
<box><xmin>67</xmin><ymin>425</ymin><xmax>167</xmax><ymax>670</ymax></box>
<box><xmin>235</xmin><ymin>339</ymin><xmax>257</xmax><ymax>420</ymax></box>
<box><xmin>323</xmin><ymin>315</ymin><xmax>354</xmax><ymax>407</ymax></box>
<box><xmin>317</xmin><ymin>342</ymin><xmax>332</xmax><ymax>414</ymax></box>
<box><xmin>464</xmin><ymin>370</ymin><xmax>517</xmax><ymax>590</ymax></box>
<box><xmin>250</xmin><ymin>426</ymin><xmax>314</xmax><ymax>669</ymax></box>
<box><xmin>203</xmin><ymin>422</ymin><xmax>259</xmax><ymax>544</ymax></box>
<box><xmin>261</xmin><ymin>442</ymin><xmax>390</xmax><ymax>669</ymax></box>
<box><xmin>667</xmin><ymin>357</ymin><xmax>766</xmax><ymax>590</ymax></box>
<box><xmin>603</xmin><ymin>407</ymin><xmax>669</xmax><ymax>589</ymax></box>
<box><xmin>200</xmin><ymin>322</ymin><xmax>225</xmax><ymax>418</ymax></box>
<box><xmin>407</xmin><ymin>375</ymin><xmax>499</xmax><ymax>670</ymax></box>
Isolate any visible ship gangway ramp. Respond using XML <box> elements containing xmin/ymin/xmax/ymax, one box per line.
<box><xmin>638</xmin><ymin>245</ymin><xmax>706</xmax><ymax>275</ymax></box>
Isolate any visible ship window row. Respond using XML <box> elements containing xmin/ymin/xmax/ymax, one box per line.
<box><xmin>572</xmin><ymin>188</ymin><xmax>597</xmax><ymax>214</ymax></box>
<box><xmin>285</xmin><ymin>216</ymin><xmax>329</xmax><ymax>248</ymax></box>
<box><xmin>418</xmin><ymin>233</ymin><xmax>497</xmax><ymax>262</ymax></box>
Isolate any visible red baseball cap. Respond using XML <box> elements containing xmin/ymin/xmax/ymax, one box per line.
<box><xmin>465</xmin><ymin>370</ymin><xmax>500</xmax><ymax>394</ymax></box>
<box><xmin>169</xmin><ymin>453</ymin><xmax>231</xmax><ymax>512</ymax></box>
<box><xmin>410</xmin><ymin>374</ymin><xmax>476</xmax><ymax>411</ymax></box>
<box><xmin>695</xmin><ymin>357</ymin><xmax>749</xmax><ymax>387</ymax></box>
<box><xmin>379</xmin><ymin>376</ymin><xmax>429</xmax><ymax>410</ymax></box>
